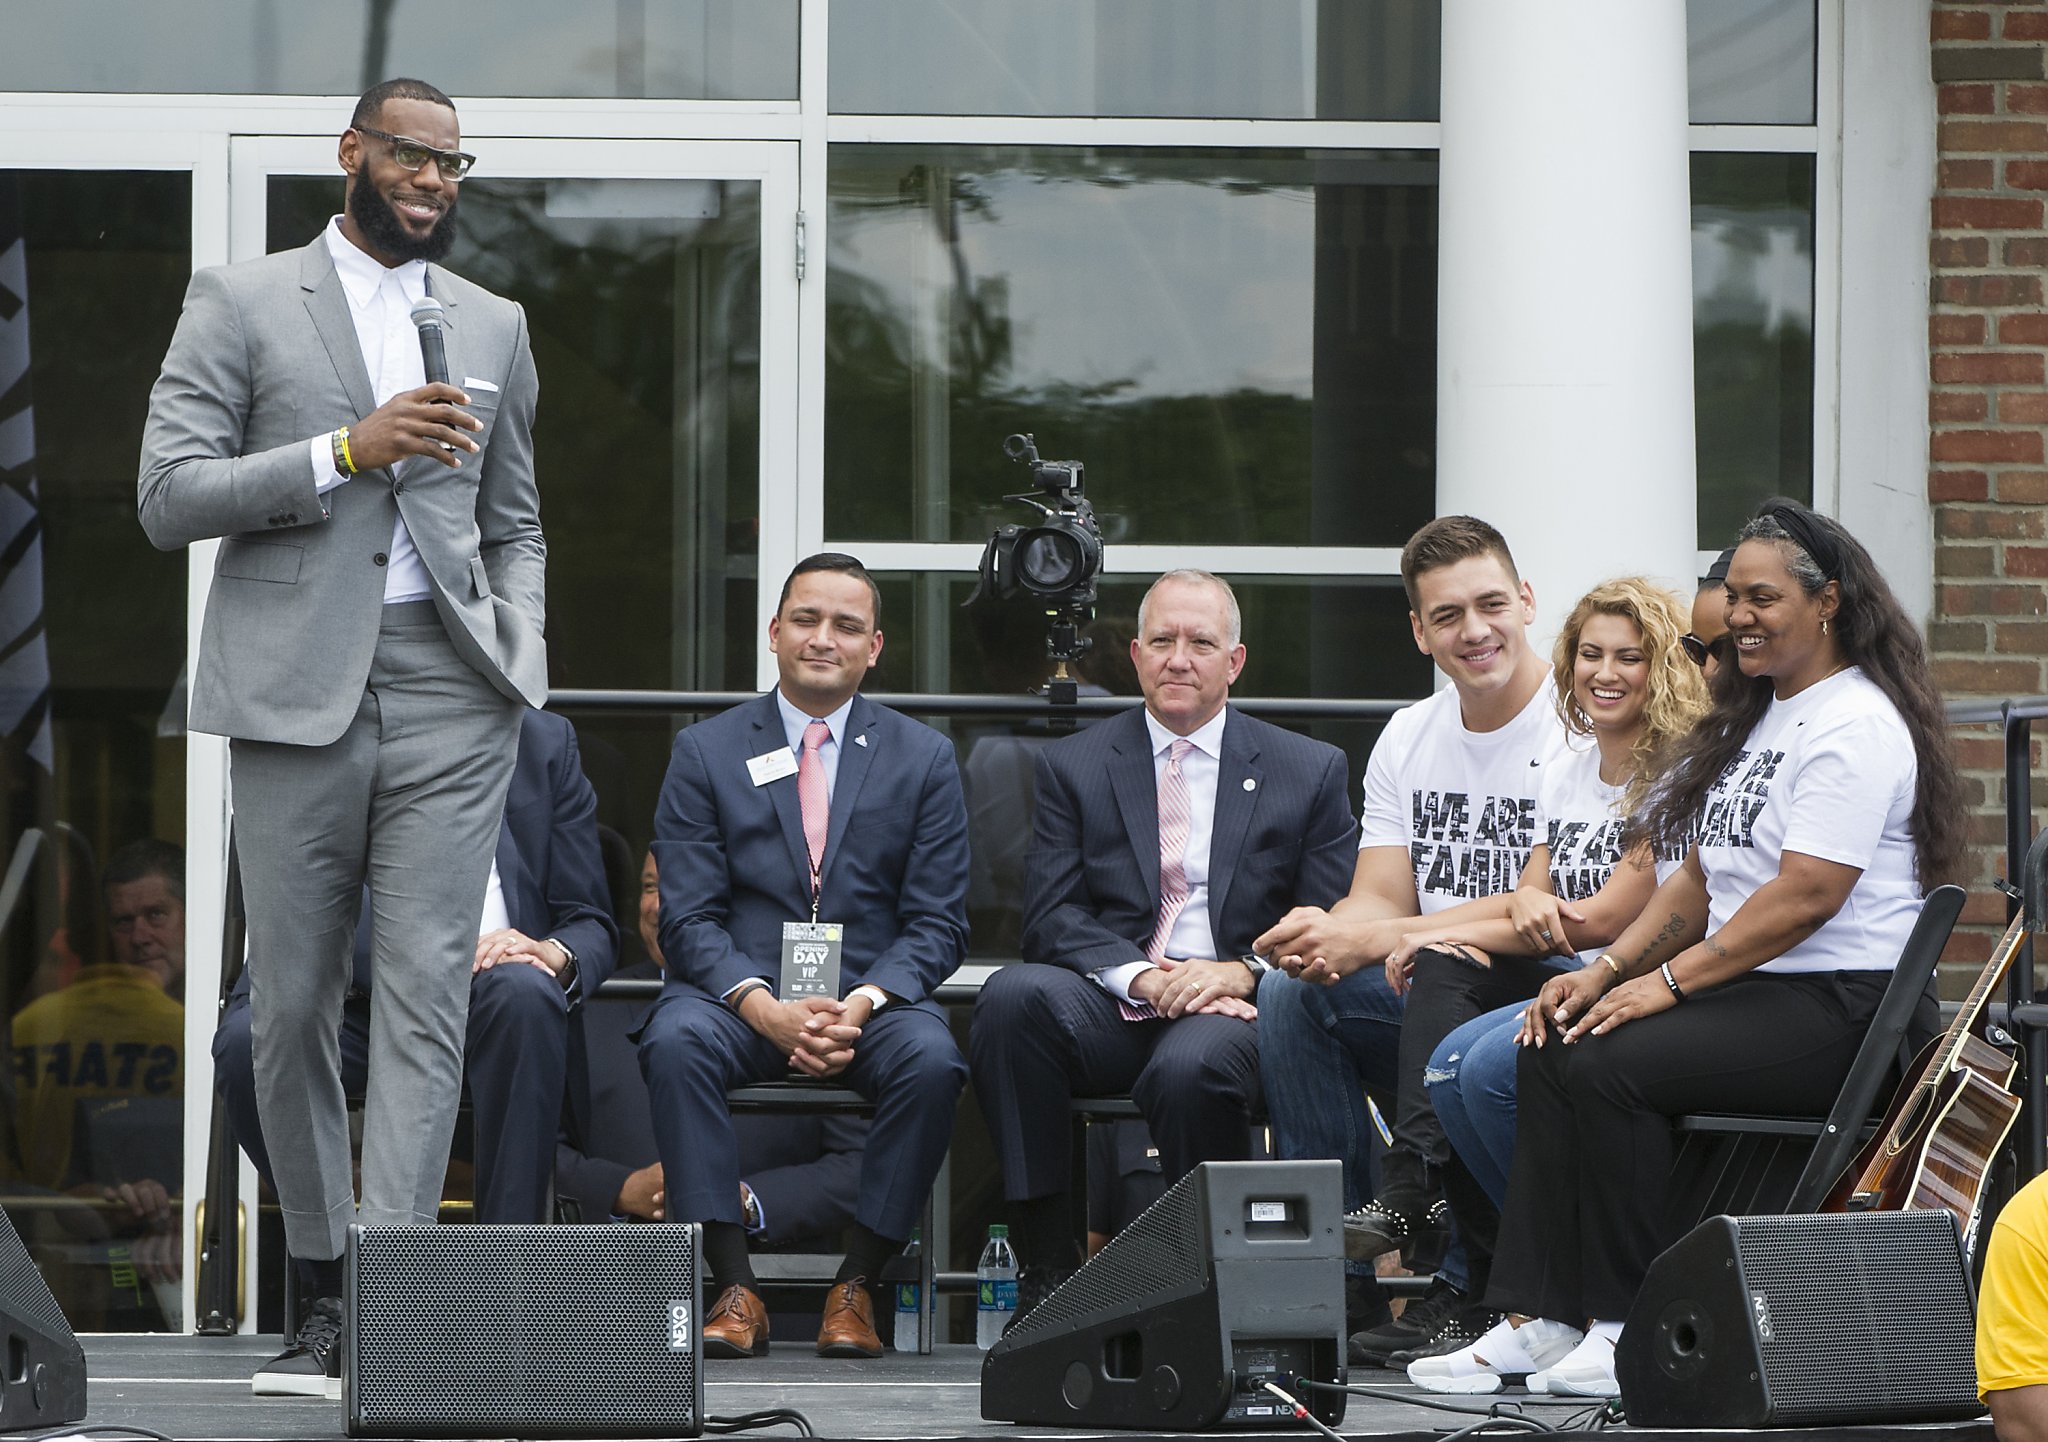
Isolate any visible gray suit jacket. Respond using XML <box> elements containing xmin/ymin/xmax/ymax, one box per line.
<box><xmin>138</xmin><ymin>234</ymin><xmax>546</xmax><ymax>745</ymax></box>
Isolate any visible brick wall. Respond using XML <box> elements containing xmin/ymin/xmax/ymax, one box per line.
<box><xmin>1929</xmin><ymin>3</ymin><xmax>2048</xmax><ymax>975</ymax></box>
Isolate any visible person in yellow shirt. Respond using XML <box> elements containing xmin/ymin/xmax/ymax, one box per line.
<box><xmin>1979</xmin><ymin>1170</ymin><xmax>2048</xmax><ymax>1442</ymax></box>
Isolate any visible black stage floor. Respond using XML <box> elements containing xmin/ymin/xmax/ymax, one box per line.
<box><xmin>73</xmin><ymin>1335</ymin><xmax>1997</xmax><ymax>1442</ymax></box>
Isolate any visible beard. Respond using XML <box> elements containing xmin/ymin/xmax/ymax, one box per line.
<box><xmin>349</xmin><ymin>176</ymin><xmax>459</xmax><ymax>264</ymax></box>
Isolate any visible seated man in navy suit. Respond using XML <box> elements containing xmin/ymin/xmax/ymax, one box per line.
<box><xmin>213</xmin><ymin>707</ymin><xmax>616</xmax><ymax>1331</ymax></box>
<box><xmin>639</xmin><ymin>552</ymin><xmax>969</xmax><ymax>1361</ymax></box>
<box><xmin>970</xmin><ymin>569</ymin><xmax>1358</xmax><ymax>1321</ymax></box>
<box><xmin>557</xmin><ymin>850</ymin><xmax>868</xmax><ymax>1250</ymax></box>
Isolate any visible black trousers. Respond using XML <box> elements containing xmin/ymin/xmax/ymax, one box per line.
<box><xmin>1486</xmin><ymin>969</ymin><xmax>1924</xmax><ymax>1325</ymax></box>
<box><xmin>1385</xmin><ymin>948</ymin><xmax>1564</xmax><ymax>1292</ymax></box>
<box><xmin>971</xmin><ymin>963</ymin><xmax>1259</xmax><ymax>1200</ymax></box>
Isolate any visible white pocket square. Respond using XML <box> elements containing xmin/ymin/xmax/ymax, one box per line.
<box><xmin>463</xmin><ymin>376</ymin><xmax>501</xmax><ymax>393</ymax></box>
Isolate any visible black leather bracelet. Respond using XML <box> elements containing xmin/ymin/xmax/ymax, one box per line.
<box><xmin>1660</xmin><ymin>961</ymin><xmax>1687</xmax><ymax>1003</ymax></box>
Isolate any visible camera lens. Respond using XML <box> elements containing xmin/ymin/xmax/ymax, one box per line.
<box><xmin>1017</xmin><ymin>530</ymin><xmax>1084</xmax><ymax>592</ymax></box>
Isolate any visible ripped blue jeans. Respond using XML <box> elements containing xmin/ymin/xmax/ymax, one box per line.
<box><xmin>1423</xmin><ymin>1001</ymin><xmax>1527</xmax><ymax>1209</ymax></box>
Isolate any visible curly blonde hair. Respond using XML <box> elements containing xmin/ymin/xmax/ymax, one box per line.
<box><xmin>1550</xmin><ymin>576</ymin><xmax>1709</xmax><ymax>815</ymax></box>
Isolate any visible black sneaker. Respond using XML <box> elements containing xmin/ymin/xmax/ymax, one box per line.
<box><xmin>1348</xmin><ymin>1276</ymin><xmax>1463</xmax><ymax>1367</ymax></box>
<box><xmin>1386</xmin><ymin>1298</ymin><xmax>1506</xmax><ymax>1369</ymax></box>
<box><xmin>1003</xmin><ymin>1265</ymin><xmax>1074</xmax><ymax>1336</ymax></box>
<box><xmin>253</xmin><ymin>1294</ymin><xmax>344</xmax><ymax>1398</ymax></box>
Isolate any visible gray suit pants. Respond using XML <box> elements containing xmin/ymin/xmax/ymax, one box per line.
<box><xmin>231</xmin><ymin>602</ymin><xmax>521</xmax><ymax>1260</ymax></box>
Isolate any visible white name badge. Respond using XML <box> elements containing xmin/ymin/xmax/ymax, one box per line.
<box><xmin>747</xmin><ymin>747</ymin><xmax>799</xmax><ymax>786</ymax></box>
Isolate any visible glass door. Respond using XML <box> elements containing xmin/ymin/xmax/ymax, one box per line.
<box><xmin>205</xmin><ymin>134</ymin><xmax>797</xmax><ymax>1327</ymax></box>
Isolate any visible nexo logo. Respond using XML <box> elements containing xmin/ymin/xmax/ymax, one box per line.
<box><xmin>1750</xmin><ymin>1292</ymin><xmax>1774</xmax><ymax>1342</ymax></box>
<box><xmin>669</xmin><ymin>1301</ymin><xmax>692</xmax><ymax>1351</ymax></box>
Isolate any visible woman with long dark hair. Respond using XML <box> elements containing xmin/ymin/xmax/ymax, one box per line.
<box><xmin>1415</xmin><ymin>498</ymin><xmax>1961</xmax><ymax>1397</ymax></box>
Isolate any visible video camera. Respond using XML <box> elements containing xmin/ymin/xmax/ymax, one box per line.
<box><xmin>966</xmin><ymin>434</ymin><xmax>1104</xmax><ymax>690</ymax></box>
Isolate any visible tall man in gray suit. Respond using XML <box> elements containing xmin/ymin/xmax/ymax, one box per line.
<box><xmin>138</xmin><ymin>78</ymin><xmax>544</xmax><ymax>1396</ymax></box>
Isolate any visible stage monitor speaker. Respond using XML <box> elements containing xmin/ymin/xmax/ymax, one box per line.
<box><xmin>345</xmin><ymin>1222</ymin><xmax>702</xmax><ymax>1439</ymax></box>
<box><xmin>0</xmin><ymin>1206</ymin><xmax>85</xmax><ymax>1433</ymax></box>
<box><xmin>982</xmin><ymin>1159</ymin><xmax>1346</xmax><ymax>1432</ymax></box>
<box><xmin>1616</xmin><ymin>1210</ymin><xmax>1983</xmax><ymax>1428</ymax></box>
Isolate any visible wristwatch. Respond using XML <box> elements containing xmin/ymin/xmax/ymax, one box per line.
<box><xmin>1237</xmin><ymin>953</ymin><xmax>1274</xmax><ymax>977</ymax></box>
<box><xmin>546</xmin><ymin>937</ymin><xmax>579</xmax><ymax>992</ymax></box>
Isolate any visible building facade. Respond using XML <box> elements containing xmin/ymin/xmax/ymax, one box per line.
<box><xmin>0</xmin><ymin>0</ymin><xmax>2003</xmax><ymax>1333</ymax></box>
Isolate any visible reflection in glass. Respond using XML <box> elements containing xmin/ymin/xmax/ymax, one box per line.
<box><xmin>0</xmin><ymin>170</ymin><xmax>190</xmax><ymax>1332</ymax></box>
<box><xmin>827</xmin><ymin>148</ymin><xmax>1438</xmax><ymax>549</ymax></box>
<box><xmin>1687</xmin><ymin>0</ymin><xmax>1816</xmax><ymax>126</ymax></box>
<box><xmin>0</xmin><ymin>1</ymin><xmax>798</xmax><ymax>100</ymax></box>
<box><xmin>830</xmin><ymin>0</ymin><xmax>1440</xmax><ymax>120</ymax></box>
<box><xmin>1691</xmin><ymin>152</ymin><xmax>1815</xmax><ymax>544</ymax></box>
<box><xmin>269</xmin><ymin>173</ymin><xmax>764</xmax><ymax>695</ymax></box>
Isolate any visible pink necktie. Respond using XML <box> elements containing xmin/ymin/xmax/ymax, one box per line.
<box><xmin>1122</xmin><ymin>738</ymin><xmax>1194</xmax><ymax>1021</ymax></box>
<box><xmin>797</xmin><ymin>720</ymin><xmax>830</xmax><ymax>900</ymax></box>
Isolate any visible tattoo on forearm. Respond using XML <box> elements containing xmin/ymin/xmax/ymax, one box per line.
<box><xmin>1705</xmin><ymin>938</ymin><xmax>1729</xmax><ymax>961</ymax></box>
<box><xmin>1623</xmin><ymin>912</ymin><xmax>1689</xmax><ymax>973</ymax></box>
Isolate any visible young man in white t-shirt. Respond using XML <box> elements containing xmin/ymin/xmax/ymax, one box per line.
<box><xmin>1254</xmin><ymin>516</ymin><xmax>1570</xmax><ymax>1363</ymax></box>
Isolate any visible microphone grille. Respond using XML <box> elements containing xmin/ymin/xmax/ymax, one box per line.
<box><xmin>410</xmin><ymin>296</ymin><xmax>447</xmax><ymax>329</ymax></box>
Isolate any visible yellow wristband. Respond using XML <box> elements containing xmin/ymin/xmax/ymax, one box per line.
<box><xmin>333</xmin><ymin>426</ymin><xmax>358</xmax><ymax>476</ymax></box>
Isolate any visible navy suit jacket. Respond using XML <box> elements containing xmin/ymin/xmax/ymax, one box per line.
<box><xmin>651</xmin><ymin>690</ymin><xmax>969</xmax><ymax>1008</ymax></box>
<box><xmin>227</xmin><ymin>707</ymin><xmax>617</xmax><ymax>1004</ymax></box>
<box><xmin>1020</xmin><ymin>704</ymin><xmax>1357</xmax><ymax>973</ymax></box>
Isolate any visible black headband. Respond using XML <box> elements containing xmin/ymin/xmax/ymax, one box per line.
<box><xmin>1754</xmin><ymin>497</ymin><xmax>1841</xmax><ymax>582</ymax></box>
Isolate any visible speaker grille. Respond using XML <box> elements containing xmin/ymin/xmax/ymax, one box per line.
<box><xmin>1739</xmin><ymin>1211</ymin><xmax>1977</xmax><ymax>1425</ymax></box>
<box><xmin>1005</xmin><ymin>1164</ymin><xmax>1206</xmax><ymax>1340</ymax></box>
<box><xmin>350</xmin><ymin>1224</ymin><xmax>700</xmax><ymax>1437</ymax></box>
<box><xmin>0</xmin><ymin>1208</ymin><xmax>70</xmax><ymax>1339</ymax></box>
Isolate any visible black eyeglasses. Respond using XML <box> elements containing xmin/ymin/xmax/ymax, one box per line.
<box><xmin>355</xmin><ymin>125</ymin><xmax>477</xmax><ymax>180</ymax></box>
<box><xmin>1680</xmin><ymin>632</ymin><xmax>1732</xmax><ymax>668</ymax></box>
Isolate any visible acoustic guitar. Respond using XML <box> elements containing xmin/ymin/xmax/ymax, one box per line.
<box><xmin>1821</xmin><ymin>908</ymin><xmax>2028</xmax><ymax>1244</ymax></box>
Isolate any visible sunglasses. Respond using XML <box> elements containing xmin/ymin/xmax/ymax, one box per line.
<box><xmin>1680</xmin><ymin>632</ymin><xmax>1732</xmax><ymax>668</ymax></box>
<box><xmin>355</xmin><ymin>125</ymin><xmax>477</xmax><ymax>180</ymax></box>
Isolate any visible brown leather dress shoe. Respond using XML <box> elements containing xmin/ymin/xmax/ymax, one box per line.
<box><xmin>816</xmin><ymin>1278</ymin><xmax>885</xmax><ymax>1358</ymax></box>
<box><xmin>703</xmin><ymin>1284</ymin><xmax>770</xmax><ymax>1358</ymax></box>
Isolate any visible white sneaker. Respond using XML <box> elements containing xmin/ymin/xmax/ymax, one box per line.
<box><xmin>1543</xmin><ymin>1331</ymin><xmax>1619</xmax><ymax>1397</ymax></box>
<box><xmin>1408</xmin><ymin>1317</ymin><xmax>1582</xmax><ymax>1395</ymax></box>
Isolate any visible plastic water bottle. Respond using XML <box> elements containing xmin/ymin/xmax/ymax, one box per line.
<box><xmin>975</xmin><ymin>1223</ymin><xmax>1019</xmax><ymax>1349</ymax></box>
<box><xmin>893</xmin><ymin>1229</ymin><xmax>922</xmax><ymax>1350</ymax></box>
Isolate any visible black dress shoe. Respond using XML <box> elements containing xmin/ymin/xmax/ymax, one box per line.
<box><xmin>252</xmin><ymin>1295</ymin><xmax>344</xmax><ymax>1398</ymax></box>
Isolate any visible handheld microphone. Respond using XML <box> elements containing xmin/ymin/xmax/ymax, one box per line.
<box><xmin>411</xmin><ymin>296</ymin><xmax>450</xmax><ymax>388</ymax></box>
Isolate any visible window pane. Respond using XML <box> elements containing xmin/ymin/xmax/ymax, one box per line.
<box><xmin>1687</xmin><ymin>0</ymin><xmax>1816</xmax><ymax>126</ymax></box>
<box><xmin>0</xmin><ymin>170</ymin><xmax>190</xmax><ymax>1332</ymax></box>
<box><xmin>827</xmin><ymin>148</ymin><xmax>1438</xmax><ymax>548</ymax></box>
<box><xmin>829</xmin><ymin>0</ymin><xmax>1440</xmax><ymax>120</ymax></box>
<box><xmin>268</xmin><ymin>174</ymin><xmax>763</xmax><ymax>694</ymax></box>
<box><xmin>1691</xmin><ymin>152</ymin><xmax>1815</xmax><ymax>545</ymax></box>
<box><xmin>0</xmin><ymin>1</ymin><xmax>797</xmax><ymax>100</ymax></box>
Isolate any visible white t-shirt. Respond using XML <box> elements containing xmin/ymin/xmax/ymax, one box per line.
<box><xmin>1694</xmin><ymin>668</ymin><xmax>1921</xmax><ymax>974</ymax></box>
<box><xmin>1360</xmin><ymin>679</ymin><xmax>1572</xmax><ymax>915</ymax></box>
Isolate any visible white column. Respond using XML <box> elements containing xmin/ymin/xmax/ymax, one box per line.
<box><xmin>1836</xmin><ymin>0</ymin><xmax>1937</xmax><ymax>627</ymax></box>
<box><xmin>1436</xmin><ymin>0</ymin><xmax>1698</xmax><ymax>647</ymax></box>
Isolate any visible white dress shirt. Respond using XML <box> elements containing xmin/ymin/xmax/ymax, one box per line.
<box><xmin>1094</xmin><ymin>707</ymin><xmax>1229</xmax><ymax>1003</ymax></box>
<box><xmin>303</xmin><ymin>216</ymin><xmax>434</xmax><ymax>604</ymax></box>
